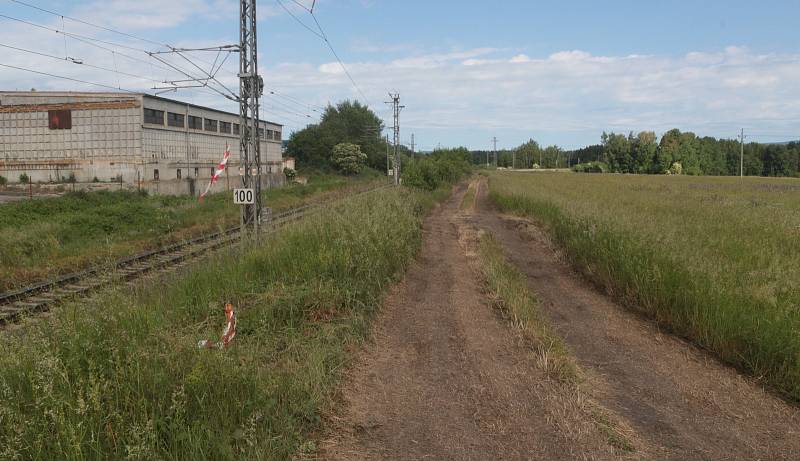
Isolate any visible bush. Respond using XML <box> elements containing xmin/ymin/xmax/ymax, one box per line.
<box><xmin>667</xmin><ymin>162</ymin><xmax>683</xmax><ymax>175</ymax></box>
<box><xmin>403</xmin><ymin>149</ymin><xmax>472</xmax><ymax>190</ymax></box>
<box><xmin>0</xmin><ymin>176</ymin><xmax>6</xmax><ymax>186</ymax></box>
<box><xmin>572</xmin><ymin>161</ymin><xmax>609</xmax><ymax>173</ymax></box>
<box><xmin>331</xmin><ymin>143</ymin><xmax>367</xmax><ymax>175</ymax></box>
<box><xmin>19</xmin><ymin>173</ymin><xmax>29</xmax><ymax>183</ymax></box>
<box><xmin>283</xmin><ymin>167</ymin><xmax>297</xmax><ymax>182</ymax></box>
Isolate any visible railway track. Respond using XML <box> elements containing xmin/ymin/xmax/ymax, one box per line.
<box><xmin>0</xmin><ymin>184</ymin><xmax>390</xmax><ymax>324</ymax></box>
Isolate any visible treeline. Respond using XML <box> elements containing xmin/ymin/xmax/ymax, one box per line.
<box><xmin>468</xmin><ymin>130</ymin><xmax>800</xmax><ymax>177</ymax></box>
<box><xmin>593</xmin><ymin>130</ymin><xmax>800</xmax><ymax>177</ymax></box>
<box><xmin>471</xmin><ymin>140</ymin><xmax>573</xmax><ymax>169</ymax></box>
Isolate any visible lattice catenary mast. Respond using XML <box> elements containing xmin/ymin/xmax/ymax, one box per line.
<box><xmin>239</xmin><ymin>0</ymin><xmax>264</xmax><ymax>232</ymax></box>
<box><xmin>387</xmin><ymin>93</ymin><xmax>404</xmax><ymax>185</ymax></box>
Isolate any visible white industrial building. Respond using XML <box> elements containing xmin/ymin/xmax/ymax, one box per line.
<box><xmin>0</xmin><ymin>91</ymin><xmax>286</xmax><ymax>195</ymax></box>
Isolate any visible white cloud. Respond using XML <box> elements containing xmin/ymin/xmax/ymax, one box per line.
<box><xmin>1</xmin><ymin>1</ymin><xmax>798</xmax><ymax>149</ymax></box>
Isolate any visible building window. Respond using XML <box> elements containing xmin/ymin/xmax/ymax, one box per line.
<box><xmin>194</xmin><ymin>167</ymin><xmax>199</xmax><ymax>177</ymax></box>
<box><xmin>188</xmin><ymin>115</ymin><xmax>202</xmax><ymax>130</ymax></box>
<box><xmin>204</xmin><ymin>119</ymin><xmax>218</xmax><ymax>132</ymax></box>
<box><xmin>154</xmin><ymin>169</ymin><xmax>160</xmax><ymax>181</ymax></box>
<box><xmin>219</xmin><ymin>121</ymin><xmax>232</xmax><ymax>134</ymax></box>
<box><xmin>144</xmin><ymin>108</ymin><xmax>164</xmax><ymax>125</ymax></box>
<box><xmin>233</xmin><ymin>123</ymin><xmax>240</xmax><ymax>135</ymax></box>
<box><xmin>274</xmin><ymin>131</ymin><xmax>281</xmax><ymax>141</ymax></box>
<box><xmin>177</xmin><ymin>169</ymin><xmax>182</xmax><ymax>179</ymax></box>
<box><xmin>258</xmin><ymin>128</ymin><xmax>265</xmax><ymax>139</ymax></box>
<box><xmin>167</xmin><ymin>112</ymin><xmax>185</xmax><ymax>128</ymax></box>
<box><xmin>48</xmin><ymin>110</ymin><xmax>72</xmax><ymax>130</ymax></box>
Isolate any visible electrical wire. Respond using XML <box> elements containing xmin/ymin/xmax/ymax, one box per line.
<box><xmin>0</xmin><ymin>42</ymin><xmax>160</xmax><ymax>87</ymax></box>
<box><xmin>4</xmin><ymin>0</ymin><xmax>347</xmax><ymax>121</ymax></box>
<box><xmin>0</xmin><ymin>62</ymin><xmax>137</xmax><ymax>92</ymax></box>
<box><xmin>273</xmin><ymin>0</ymin><xmax>374</xmax><ymax>108</ymax></box>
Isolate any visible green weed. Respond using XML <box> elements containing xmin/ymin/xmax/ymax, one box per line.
<box><xmin>0</xmin><ymin>186</ymin><xmax>434</xmax><ymax>460</ymax></box>
<box><xmin>0</xmin><ymin>174</ymin><xmax>374</xmax><ymax>290</ymax></box>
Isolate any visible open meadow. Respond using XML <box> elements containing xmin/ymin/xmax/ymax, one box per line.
<box><xmin>489</xmin><ymin>172</ymin><xmax>800</xmax><ymax>400</ymax></box>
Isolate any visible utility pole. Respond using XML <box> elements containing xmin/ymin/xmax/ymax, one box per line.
<box><xmin>385</xmin><ymin>134</ymin><xmax>391</xmax><ymax>183</ymax></box>
<box><xmin>739</xmin><ymin>128</ymin><xmax>746</xmax><ymax>177</ymax></box>
<box><xmin>239</xmin><ymin>0</ymin><xmax>264</xmax><ymax>234</ymax></box>
<box><xmin>512</xmin><ymin>149</ymin><xmax>516</xmax><ymax>169</ymax></box>
<box><xmin>492</xmin><ymin>137</ymin><xmax>498</xmax><ymax>168</ymax></box>
<box><xmin>410</xmin><ymin>133</ymin><xmax>415</xmax><ymax>157</ymax></box>
<box><xmin>386</xmin><ymin>93</ymin><xmax>404</xmax><ymax>185</ymax></box>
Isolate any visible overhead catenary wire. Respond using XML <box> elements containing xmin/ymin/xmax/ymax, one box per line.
<box><xmin>273</xmin><ymin>0</ymin><xmax>374</xmax><ymax>108</ymax></box>
<box><xmin>0</xmin><ymin>42</ymin><xmax>162</xmax><ymax>87</ymax></box>
<box><xmin>0</xmin><ymin>62</ymin><xmax>138</xmax><ymax>93</ymax></box>
<box><xmin>0</xmin><ymin>14</ymin><xmax>196</xmax><ymax>84</ymax></box>
<box><xmin>1</xmin><ymin>9</ymin><xmax>235</xmax><ymax>99</ymax></box>
<box><xmin>2</xmin><ymin>0</ymin><xmax>344</xmax><ymax>128</ymax></box>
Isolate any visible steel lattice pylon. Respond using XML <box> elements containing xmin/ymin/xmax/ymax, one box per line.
<box><xmin>239</xmin><ymin>0</ymin><xmax>264</xmax><ymax>233</ymax></box>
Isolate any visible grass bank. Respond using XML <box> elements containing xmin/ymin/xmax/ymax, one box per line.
<box><xmin>0</xmin><ymin>173</ymin><xmax>376</xmax><ymax>291</ymax></box>
<box><xmin>0</xmin><ymin>186</ymin><xmax>437</xmax><ymax>460</ymax></box>
<box><xmin>488</xmin><ymin>172</ymin><xmax>800</xmax><ymax>401</ymax></box>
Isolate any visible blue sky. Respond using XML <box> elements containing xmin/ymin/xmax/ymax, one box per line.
<box><xmin>1</xmin><ymin>0</ymin><xmax>799</xmax><ymax>150</ymax></box>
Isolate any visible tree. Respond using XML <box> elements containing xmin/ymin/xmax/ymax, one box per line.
<box><xmin>285</xmin><ymin>100</ymin><xmax>387</xmax><ymax>170</ymax></box>
<box><xmin>515</xmin><ymin>139</ymin><xmax>541</xmax><ymax>169</ymax></box>
<box><xmin>630</xmin><ymin>131</ymin><xmax>657</xmax><ymax>173</ymax></box>
<box><xmin>331</xmin><ymin>143</ymin><xmax>367</xmax><ymax>175</ymax></box>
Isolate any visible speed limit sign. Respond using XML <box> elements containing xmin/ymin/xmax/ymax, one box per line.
<box><xmin>233</xmin><ymin>188</ymin><xmax>255</xmax><ymax>205</ymax></box>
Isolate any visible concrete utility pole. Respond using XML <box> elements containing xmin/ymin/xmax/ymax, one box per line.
<box><xmin>239</xmin><ymin>0</ymin><xmax>264</xmax><ymax>233</ymax></box>
<box><xmin>386</xmin><ymin>93</ymin><xmax>404</xmax><ymax>185</ymax></box>
<box><xmin>739</xmin><ymin>128</ymin><xmax>746</xmax><ymax>177</ymax></box>
<box><xmin>385</xmin><ymin>134</ymin><xmax>391</xmax><ymax>182</ymax></box>
<box><xmin>492</xmin><ymin>137</ymin><xmax>498</xmax><ymax>167</ymax></box>
<box><xmin>410</xmin><ymin>133</ymin><xmax>415</xmax><ymax>158</ymax></box>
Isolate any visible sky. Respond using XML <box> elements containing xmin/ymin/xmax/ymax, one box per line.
<box><xmin>0</xmin><ymin>0</ymin><xmax>799</xmax><ymax>150</ymax></box>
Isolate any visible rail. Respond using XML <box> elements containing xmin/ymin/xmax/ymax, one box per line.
<box><xmin>0</xmin><ymin>184</ymin><xmax>392</xmax><ymax>324</ymax></box>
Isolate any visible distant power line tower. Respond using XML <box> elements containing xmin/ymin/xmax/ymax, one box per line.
<box><xmin>239</xmin><ymin>0</ymin><xmax>264</xmax><ymax>233</ymax></box>
<box><xmin>386</xmin><ymin>93</ymin><xmax>404</xmax><ymax>185</ymax></box>
<box><xmin>492</xmin><ymin>136</ymin><xmax>498</xmax><ymax>167</ymax></box>
<box><xmin>410</xmin><ymin>133</ymin><xmax>415</xmax><ymax>157</ymax></box>
<box><xmin>739</xmin><ymin>128</ymin><xmax>747</xmax><ymax>177</ymax></box>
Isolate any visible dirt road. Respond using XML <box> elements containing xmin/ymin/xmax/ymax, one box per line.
<box><xmin>321</xmin><ymin>179</ymin><xmax>800</xmax><ymax>460</ymax></box>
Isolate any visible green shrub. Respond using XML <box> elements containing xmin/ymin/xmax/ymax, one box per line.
<box><xmin>19</xmin><ymin>173</ymin><xmax>29</xmax><ymax>183</ymax></box>
<box><xmin>331</xmin><ymin>143</ymin><xmax>367</xmax><ymax>175</ymax></box>
<box><xmin>0</xmin><ymin>176</ymin><xmax>6</xmax><ymax>186</ymax></box>
<box><xmin>572</xmin><ymin>161</ymin><xmax>609</xmax><ymax>173</ymax></box>
<box><xmin>403</xmin><ymin>150</ymin><xmax>472</xmax><ymax>190</ymax></box>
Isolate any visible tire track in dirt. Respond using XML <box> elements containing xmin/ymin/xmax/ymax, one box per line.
<box><xmin>320</xmin><ymin>183</ymin><xmax>623</xmax><ymax>460</ymax></box>
<box><xmin>470</xmin><ymin>176</ymin><xmax>800</xmax><ymax>460</ymax></box>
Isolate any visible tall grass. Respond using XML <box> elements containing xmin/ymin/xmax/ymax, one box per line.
<box><xmin>0</xmin><ymin>174</ymin><xmax>371</xmax><ymax>290</ymax></box>
<box><xmin>0</xmin><ymin>187</ymin><xmax>434</xmax><ymax>460</ymax></box>
<box><xmin>489</xmin><ymin>172</ymin><xmax>800</xmax><ymax>401</ymax></box>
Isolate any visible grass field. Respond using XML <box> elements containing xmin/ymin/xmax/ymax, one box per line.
<box><xmin>0</xmin><ymin>186</ymin><xmax>443</xmax><ymax>460</ymax></box>
<box><xmin>0</xmin><ymin>173</ymin><xmax>378</xmax><ymax>291</ymax></box>
<box><xmin>488</xmin><ymin>172</ymin><xmax>800</xmax><ymax>400</ymax></box>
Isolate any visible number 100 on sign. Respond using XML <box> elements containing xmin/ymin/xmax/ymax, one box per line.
<box><xmin>233</xmin><ymin>188</ymin><xmax>255</xmax><ymax>205</ymax></box>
